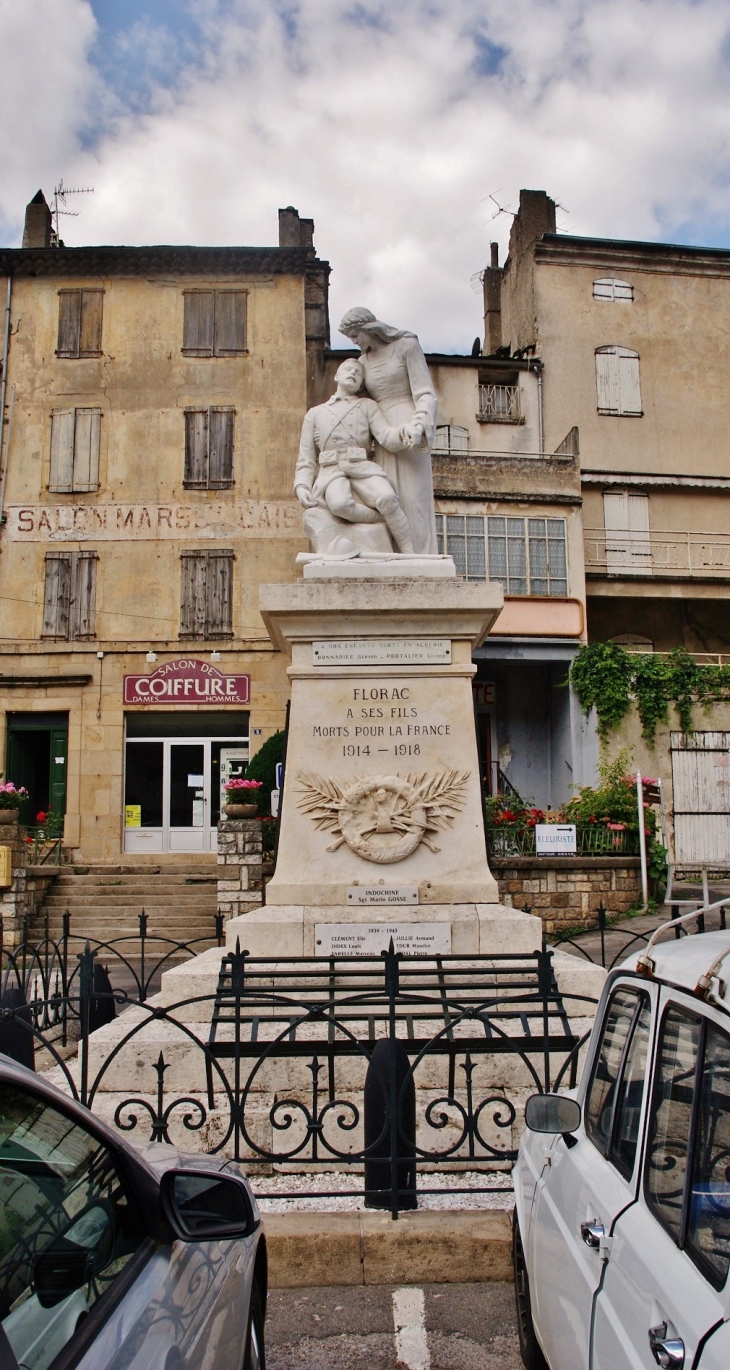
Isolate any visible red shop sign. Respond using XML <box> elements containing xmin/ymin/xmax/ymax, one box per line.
<box><xmin>124</xmin><ymin>658</ymin><xmax>250</xmax><ymax>706</ymax></box>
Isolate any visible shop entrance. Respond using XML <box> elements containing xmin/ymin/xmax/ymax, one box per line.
<box><xmin>123</xmin><ymin>713</ymin><xmax>249</xmax><ymax>854</ymax></box>
<box><xmin>5</xmin><ymin>713</ymin><xmax>68</xmax><ymax>825</ymax></box>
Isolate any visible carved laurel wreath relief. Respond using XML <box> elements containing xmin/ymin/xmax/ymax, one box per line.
<box><xmin>296</xmin><ymin>771</ymin><xmax>470</xmax><ymax>864</ymax></box>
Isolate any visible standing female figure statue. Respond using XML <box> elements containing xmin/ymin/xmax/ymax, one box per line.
<box><xmin>339</xmin><ymin>307</ymin><xmax>438</xmax><ymax>555</ymax></box>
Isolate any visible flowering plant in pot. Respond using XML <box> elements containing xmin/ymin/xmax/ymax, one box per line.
<box><xmin>0</xmin><ymin>782</ymin><xmax>29</xmax><ymax>822</ymax></box>
<box><xmin>223</xmin><ymin>778</ymin><xmax>263</xmax><ymax>817</ymax></box>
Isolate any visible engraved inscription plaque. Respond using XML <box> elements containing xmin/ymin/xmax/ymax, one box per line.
<box><xmin>312</xmin><ymin>639</ymin><xmax>451</xmax><ymax>666</ymax></box>
<box><xmin>347</xmin><ymin>885</ymin><xmax>419</xmax><ymax>906</ymax></box>
<box><xmin>315</xmin><ymin>923</ymin><xmax>452</xmax><ymax>956</ymax></box>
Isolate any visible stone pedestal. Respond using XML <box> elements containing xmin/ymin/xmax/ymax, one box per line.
<box><xmin>261</xmin><ymin>575</ymin><xmax>503</xmax><ymax>915</ymax></box>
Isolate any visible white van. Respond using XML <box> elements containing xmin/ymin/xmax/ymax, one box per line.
<box><xmin>513</xmin><ymin>925</ymin><xmax>730</xmax><ymax>1370</ymax></box>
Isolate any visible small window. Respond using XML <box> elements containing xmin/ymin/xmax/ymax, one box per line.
<box><xmin>0</xmin><ymin>1083</ymin><xmax>145</xmax><ymax>1370</ymax></box>
<box><xmin>595</xmin><ymin>346</ymin><xmax>642</xmax><ymax>416</ymax></box>
<box><xmin>593</xmin><ymin>278</ymin><xmax>634</xmax><ymax>302</ymax></box>
<box><xmin>42</xmin><ymin>552</ymin><xmax>98</xmax><ymax>640</ymax></box>
<box><xmin>184</xmin><ymin>407</ymin><xmax>235</xmax><ymax>488</ymax></box>
<box><xmin>433</xmin><ymin>425</ymin><xmax>469</xmax><ymax>456</ymax></box>
<box><xmin>182</xmin><ymin>291</ymin><xmax>247</xmax><ymax>356</ymax></box>
<box><xmin>585</xmin><ymin>987</ymin><xmax>651</xmax><ymax>1178</ymax></box>
<box><xmin>50</xmin><ymin>408</ymin><xmax>102</xmax><ymax>492</ymax></box>
<box><xmin>478</xmin><ymin>383</ymin><xmax>522</xmax><ymax>423</ymax></box>
<box><xmin>436</xmin><ymin>513</ymin><xmax>568</xmax><ymax>595</ymax></box>
<box><xmin>57</xmin><ymin>289</ymin><xmax>103</xmax><ymax>357</ymax></box>
<box><xmin>180</xmin><ymin>550</ymin><xmax>233</xmax><ymax>639</ymax></box>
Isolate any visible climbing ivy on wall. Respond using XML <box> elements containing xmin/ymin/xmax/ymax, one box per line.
<box><xmin>570</xmin><ymin>643</ymin><xmax>730</xmax><ymax>743</ymax></box>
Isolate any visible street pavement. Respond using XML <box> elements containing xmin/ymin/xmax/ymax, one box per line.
<box><xmin>266</xmin><ymin>1281</ymin><xmax>521</xmax><ymax>1370</ymax></box>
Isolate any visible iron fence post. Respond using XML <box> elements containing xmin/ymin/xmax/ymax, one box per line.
<box><xmin>139</xmin><ymin>910</ymin><xmax>147</xmax><ymax>1000</ymax></box>
<box><xmin>597</xmin><ymin>903</ymin><xmax>607</xmax><ymax>967</ymax></box>
<box><xmin>215</xmin><ymin>912</ymin><xmax>224</xmax><ymax>947</ymax></box>
<box><xmin>78</xmin><ymin>941</ymin><xmax>96</xmax><ymax>1107</ymax></box>
<box><xmin>537</xmin><ymin>942</ymin><xmax>553</xmax><ymax>1092</ymax></box>
<box><xmin>384</xmin><ymin>939</ymin><xmax>401</xmax><ymax>1219</ymax></box>
<box><xmin>61</xmin><ymin>910</ymin><xmax>70</xmax><ymax>1045</ymax></box>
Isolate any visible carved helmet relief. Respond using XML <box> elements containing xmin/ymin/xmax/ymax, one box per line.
<box><xmin>296</xmin><ymin>770</ymin><xmax>469</xmax><ymax>864</ymax></box>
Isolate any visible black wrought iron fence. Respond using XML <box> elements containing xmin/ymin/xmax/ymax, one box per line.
<box><xmin>551</xmin><ymin>898</ymin><xmax>730</xmax><ymax>971</ymax></box>
<box><xmin>0</xmin><ymin>921</ymin><xmax>600</xmax><ymax>1218</ymax></box>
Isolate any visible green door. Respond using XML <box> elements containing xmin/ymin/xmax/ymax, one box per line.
<box><xmin>5</xmin><ymin>714</ymin><xmax>68</xmax><ymax>826</ymax></box>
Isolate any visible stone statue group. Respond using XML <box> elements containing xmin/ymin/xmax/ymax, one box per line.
<box><xmin>295</xmin><ymin>307</ymin><xmax>439</xmax><ymax>558</ymax></box>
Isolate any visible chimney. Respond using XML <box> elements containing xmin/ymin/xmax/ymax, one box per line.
<box><xmin>482</xmin><ymin>241</ymin><xmax>503</xmax><ymax>355</ymax></box>
<box><xmin>22</xmin><ymin>190</ymin><xmax>52</xmax><ymax>248</ymax></box>
<box><xmin>278</xmin><ymin>206</ymin><xmax>315</xmax><ymax>255</ymax></box>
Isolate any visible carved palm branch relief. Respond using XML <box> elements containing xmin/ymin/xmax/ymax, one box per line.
<box><xmin>295</xmin><ymin>770</ymin><xmax>470</xmax><ymax>863</ymax></box>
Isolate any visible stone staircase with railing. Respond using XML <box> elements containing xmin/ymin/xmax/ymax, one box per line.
<box><xmin>28</xmin><ymin>863</ymin><xmax>221</xmax><ymax>957</ymax></box>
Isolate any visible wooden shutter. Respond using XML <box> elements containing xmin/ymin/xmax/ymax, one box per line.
<box><xmin>214</xmin><ymin>291</ymin><xmax>247</xmax><ymax>355</ymax></box>
<box><xmin>57</xmin><ymin>291</ymin><xmax>81</xmax><ymax>357</ymax></box>
<box><xmin>603</xmin><ymin>491</ymin><xmax>651</xmax><ymax>574</ymax></box>
<box><xmin>79</xmin><ymin>290</ymin><xmax>103</xmax><ymax>356</ymax></box>
<box><xmin>42</xmin><ymin>554</ymin><xmax>71</xmax><ymax>639</ymax></box>
<box><xmin>596</xmin><ymin>349</ymin><xmax>620</xmax><ymax>412</ymax></box>
<box><xmin>208</xmin><ymin>409</ymin><xmax>234</xmax><ymax>487</ymax></box>
<box><xmin>72</xmin><ymin>409</ymin><xmax>101</xmax><ymax>490</ymax></box>
<box><xmin>71</xmin><ymin>552</ymin><xmax>98</xmax><ymax>638</ymax></box>
<box><xmin>183</xmin><ymin>292</ymin><xmax>214</xmax><ymax>355</ymax></box>
<box><xmin>184</xmin><ymin>410</ymin><xmax>209</xmax><ymax>486</ymax></box>
<box><xmin>180</xmin><ymin>553</ymin><xmax>208</xmax><ymax>637</ymax></box>
<box><xmin>49</xmin><ymin>410</ymin><xmax>76</xmax><ymax>491</ymax></box>
<box><xmin>206</xmin><ymin>551</ymin><xmax>233</xmax><ymax>637</ymax></box>
<box><xmin>618</xmin><ymin>349</ymin><xmax>642</xmax><ymax>414</ymax></box>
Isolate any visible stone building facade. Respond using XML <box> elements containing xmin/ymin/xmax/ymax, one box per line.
<box><xmin>0</xmin><ymin>196</ymin><xmax>327</xmax><ymax>863</ymax></box>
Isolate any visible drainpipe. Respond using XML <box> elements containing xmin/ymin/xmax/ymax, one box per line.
<box><xmin>0</xmin><ymin>276</ymin><xmax>11</xmax><ymax>493</ymax></box>
<box><xmin>535</xmin><ymin>362</ymin><xmax>544</xmax><ymax>454</ymax></box>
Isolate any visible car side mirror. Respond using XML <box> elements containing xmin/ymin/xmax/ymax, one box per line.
<box><xmin>160</xmin><ymin>1169</ymin><xmax>259</xmax><ymax>1242</ymax></box>
<box><xmin>524</xmin><ymin>1093</ymin><xmax>581</xmax><ymax>1136</ymax></box>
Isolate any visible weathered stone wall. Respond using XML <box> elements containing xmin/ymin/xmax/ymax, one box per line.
<box><xmin>492</xmin><ymin>855</ymin><xmax>642</xmax><ymax>932</ymax></box>
<box><xmin>0</xmin><ymin>823</ymin><xmax>59</xmax><ymax>944</ymax></box>
<box><xmin>217</xmin><ymin>819</ymin><xmax>264</xmax><ymax>921</ymax></box>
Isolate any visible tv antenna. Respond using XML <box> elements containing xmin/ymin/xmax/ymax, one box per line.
<box><xmin>50</xmin><ymin>179</ymin><xmax>94</xmax><ymax>246</ymax></box>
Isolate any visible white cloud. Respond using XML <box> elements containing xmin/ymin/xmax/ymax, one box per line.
<box><xmin>3</xmin><ymin>0</ymin><xmax>730</xmax><ymax>349</ymax></box>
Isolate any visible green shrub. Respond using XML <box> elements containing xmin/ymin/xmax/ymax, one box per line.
<box><xmin>245</xmin><ymin>730</ymin><xmax>285</xmax><ymax>816</ymax></box>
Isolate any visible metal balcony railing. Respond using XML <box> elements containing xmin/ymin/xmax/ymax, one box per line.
<box><xmin>584</xmin><ymin>528</ymin><xmax>730</xmax><ymax>579</ymax></box>
<box><xmin>477</xmin><ymin>383</ymin><xmax>522</xmax><ymax>423</ymax></box>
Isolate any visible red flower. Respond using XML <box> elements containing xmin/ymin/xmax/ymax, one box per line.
<box><xmin>35</xmin><ymin>811</ymin><xmax>47</xmax><ymax>823</ymax></box>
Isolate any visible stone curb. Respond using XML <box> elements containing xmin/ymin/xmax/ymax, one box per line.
<box><xmin>264</xmin><ymin>1210</ymin><xmax>512</xmax><ymax>1287</ymax></box>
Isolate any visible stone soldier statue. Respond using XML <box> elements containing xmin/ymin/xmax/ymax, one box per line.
<box><xmin>295</xmin><ymin>357</ymin><xmax>416</xmax><ymax>554</ymax></box>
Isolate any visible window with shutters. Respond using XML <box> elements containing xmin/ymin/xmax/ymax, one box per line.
<box><xmin>603</xmin><ymin>491</ymin><xmax>652</xmax><ymax>574</ymax></box>
<box><xmin>57</xmin><ymin>290</ymin><xmax>103</xmax><ymax>357</ymax></box>
<box><xmin>593</xmin><ymin>278</ymin><xmax>634</xmax><ymax>302</ymax></box>
<box><xmin>183</xmin><ymin>408</ymin><xmax>235</xmax><ymax>488</ymax></box>
<box><xmin>435</xmin><ymin>514</ymin><xmax>568</xmax><ymax>595</ymax></box>
<box><xmin>182</xmin><ymin>291</ymin><xmax>247</xmax><ymax>356</ymax></box>
<box><xmin>42</xmin><ymin>552</ymin><xmax>98</xmax><ymax>640</ymax></box>
<box><xmin>49</xmin><ymin>408</ymin><xmax>102</xmax><ymax>492</ymax></box>
<box><xmin>180</xmin><ymin>550</ymin><xmax>234</xmax><ymax>639</ymax></box>
<box><xmin>433</xmin><ymin>425</ymin><xmax>469</xmax><ymax>456</ymax></box>
<box><xmin>595</xmin><ymin>345</ymin><xmax>642</xmax><ymax>415</ymax></box>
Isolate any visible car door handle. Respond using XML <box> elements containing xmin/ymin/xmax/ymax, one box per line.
<box><xmin>648</xmin><ymin>1323</ymin><xmax>685</xmax><ymax>1369</ymax></box>
<box><xmin>580</xmin><ymin>1220</ymin><xmax>604</xmax><ymax>1249</ymax></box>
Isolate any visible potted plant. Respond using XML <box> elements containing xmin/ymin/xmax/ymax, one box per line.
<box><xmin>0</xmin><ymin>782</ymin><xmax>29</xmax><ymax>824</ymax></box>
<box><xmin>223</xmin><ymin>778</ymin><xmax>263</xmax><ymax>818</ymax></box>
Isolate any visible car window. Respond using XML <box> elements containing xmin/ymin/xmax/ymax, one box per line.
<box><xmin>645</xmin><ymin>1008</ymin><xmax>730</xmax><ymax>1290</ymax></box>
<box><xmin>0</xmin><ymin>1084</ymin><xmax>146</xmax><ymax>1370</ymax></box>
<box><xmin>585</xmin><ymin>986</ymin><xmax>651</xmax><ymax>1177</ymax></box>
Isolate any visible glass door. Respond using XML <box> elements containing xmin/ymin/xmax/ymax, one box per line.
<box><xmin>168</xmin><ymin>743</ymin><xmax>207</xmax><ymax>852</ymax></box>
<box><xmin>124</xmin><ymin>728</ymin><xmax>249</xmax><ymax>853</ymax></box>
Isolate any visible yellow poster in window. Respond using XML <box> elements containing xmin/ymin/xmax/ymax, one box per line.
<box><xmin>125</xmin><ymin>805</ymin><xmax>142</xmax><ymax>828</ymax></box>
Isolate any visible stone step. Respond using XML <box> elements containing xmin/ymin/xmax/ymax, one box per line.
<box><xmin>43</xmin><ymin>894</ymin><xmax>217</xmax><ymax>907</ymax></box>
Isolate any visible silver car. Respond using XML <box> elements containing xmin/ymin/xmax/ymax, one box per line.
<box><xmin>0</xmin><ymin>1054</ymin><xmax>266</xmax><ymax>1370</ymax></box>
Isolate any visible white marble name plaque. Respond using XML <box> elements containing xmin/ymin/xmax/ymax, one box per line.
<box><xmin>315</xmin><ymin>923</ymin><xmax>452</xmax><ymax>956</ymax></box>
<box><xmin>312</xmin><ymin>639</ymin><xmax>451</xmax><ymax>666</ymax></box>
<box><xmin>347</xmin><ymin>885</ymin><xmax>419</xmax><ymax>906</ymax></box>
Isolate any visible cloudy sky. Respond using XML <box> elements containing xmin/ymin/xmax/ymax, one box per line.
<box><xmin>2</xmin><ymin>0</ymin><xmax>730</xmax><ymax>350</ymax></box>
